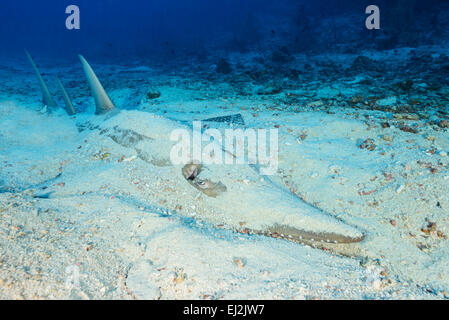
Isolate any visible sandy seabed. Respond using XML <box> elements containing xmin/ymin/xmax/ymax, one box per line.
<box><xmin>1</xmin><ymin>46</ymin><xmax>449</xmax><ymax>299</ymax></box>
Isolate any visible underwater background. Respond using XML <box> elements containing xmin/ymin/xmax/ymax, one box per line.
<box><xmin>1</xmin><ymin>0</ymin><xmax>448</xmax><ymax>58</ymax></box>
<box><xmin>1</xmin><ymin>0</ymin><xmax>449</xmax><ymax>300</ymax></box>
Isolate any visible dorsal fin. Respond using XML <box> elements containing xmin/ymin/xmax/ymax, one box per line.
<box><xmin>25</xmin><ymin>51</ymin><xmax>57</xmax><ymax>108</ymax></box>
<box><xmin>56</xmin><ymin>78</ymin><xmax>76</xmax><ymax>115</ymax></box>
<box><xmin>79</xmin><ymin>55</ymin><xmax>115</xmax><ymax>115</ymax></box>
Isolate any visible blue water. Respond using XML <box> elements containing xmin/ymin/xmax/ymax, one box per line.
<box><xmin>1</xmin><ymin>0</ymin><xmax>447</xmax><ymax>60</ymax></box>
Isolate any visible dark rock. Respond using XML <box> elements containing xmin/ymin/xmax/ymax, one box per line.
<box><xmin>217</xmin><ymin>58</ymin><xmax>232</xmax><ymax>74</ymax></box>
<box><xmin>270</xmin><ymin>46</ymin><xmax>294</xmax><ymax>64</ymax></box>
<box><xmin>399</xmin><ymin>124</ymin><xmax>419</xmax><ymax>134</ymax></box>
<box><xmin>257</xmin><ymin>83</ymin><xmax>283</xmax><ymax>95</ymax></box>
<box><xmin>438</xmin><ymin>119</ymin><xmax>449</xmax><ymax>128</ymax></box>
<box><xmin>245</xmin><ymin>69</ymin><xmax>269</xmax><ymax>83</ymax></box>
<box><xmin>146</xmin><ymin>89</ymin><xmax>161</xmax><ymax>99</ymax></box>
<box><xmin>350</xmin><ymin>56</ymin><xmax>381</xmax><ymax>73</ymax></box>
<box><xmin>360</xmin><ymin>139</ymin><xmax>376</xmax><ymax>151</ymax></box>
<box><xmin>394</xmin><ymin>80</ymin><xmax>414</xmax><ymax>92</ymax></box>
<box><xmin>287</xmin><ymin>68</ymin><xmax>302</xmax><ymax>79</ymax></box>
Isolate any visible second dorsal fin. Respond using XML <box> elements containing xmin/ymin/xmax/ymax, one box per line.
<box><xmin>57</xmin><ymin>78</ymin><xmax>76</xmax><ymax>115</ymax></box>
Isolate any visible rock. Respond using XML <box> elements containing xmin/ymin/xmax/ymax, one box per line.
<box><xmin>306</xmin><ymin>100</ymin><xmax>324</xmax><ymax>108</ymax></box>
<box><xmin>146</xmin><ymin>88</ymin><xmax>161</xmax><ymax>99</ymax></box>
<box><xmin>233</xmin><ymin>257</ymin><xmax>246</xmax><ymax>268</ymax></box>
<box><xmin>399</xmin><ymin>124</ymin><xmax>418</xmax><ymax>134</ymax></box>
<box><xmin>438</xmin><ymin>120</ymin><xmax>449</xmax><ymax>128</ymax></box>
<box><xmin>394</xmin><ymin>80</ymin><xmax>414</xmax><ymax>92</ymax></box>
<box><xmin>286</xmin><ymin>68</ymin><xmax>301</xmax><ymax>79</ymax></box>
<box><xmin>270</xmin><ymin>46</ymin><xmax>294</xmax><ymax>64</ymax></box>
<box><xmin>256</xmin><ymin>83</ymin><xmax>283</xmax><ymax>95</ymax></box>
<box><xmin>393</xmin><ymin>113</ymin><xmax>420</xmax><ymax>120</ymax></box>
<box><xmin>349</xmin><ymin>95</ymin><xmax>365</xmax><ymax>106</ymax></box>
<box><xmin>377</xmin><ymin>97</ymin><xmax>397</xmax><ymax>107</ymax></box>
<box><xmin>408</xmin><ymin>98</ymin><xmax>421</xmax><ymax>105</ymax></box>
<box><xmin>173</xmin><ymin>268</ymin><xmax>187</xmax><ymax>284</ymax></box>
<box><xmin>316</xmin><ymin>86</ymin><xmax>340</xmax><ymax>99</ymax></box>
<box><xmin>217</xmin><ymin>58</ymin><xmax>232</xmax><ymax>74</ymax></box>
<box><xmin>245</xmin><ymin>69</ymin><xmax>269</xmax><ymax>82</ymax></box>
<box><xmin>360</xmin><ymin>139</ymin><xmax>376</xmax><ymax>151</ymax></box>
<box><xmin>350</xmin><ymin>56</ymin><xmax>380</xmax><ymax>72</ymax></box>
<box><xmin>382</xmin><ymin>135</ymin><xmax>394</xmax><ymax>142</ymax></box>
<box><xmin>396</xmin><ymin>184</ymin><xmax>405</xmax><ymax>193</ymax></box>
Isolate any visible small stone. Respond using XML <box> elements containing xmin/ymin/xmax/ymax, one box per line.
<box><xmin>306</xmin><ymin>100</ymin><xmax>324</xmax><ymax>108</ymax></box>
<box><xmin>382</xmin><ymin>135</ymin><xmax>394</xmax><ymax>142</ymax></box>
<box><xmin>360</xmin><ymin>139</ymin><xmax>376</xmax><ymax>151</ymax></box>
<box><xmin>146</xmin><ymin>89</ymin><xmax>161</xmax><ymax>99</ymax></box>
<box><xmin>216</xmin><ymin>58</ymin><xmax>232</xmax><ymax>74</ymax></box>
<box><xmin>394</xmin><ymin>113</ymin><xmax>419</xmax><ymax>120</ymax></box>
<box><xmin>233</xmin><ymin>257</ymin><xmax>246</xmax><ymax>268</ymax></box>
<box><xmin>377</xmin><ymin>96</ymin><xmax>397</xmax><ymax>107</ymax></box>
<box><xmin>438</xmin><ymin>120</ymin><xmax>449</xmax><ymax>128</ymax></box>
<box><xmin>399</xmin><ymin>124</ymin><xmax>418</xmax><ymax>134</ymax></box>
<box><xmin>372</xmin><ymin>279</ymin><xmax>382</xmax><ymax>290</ymax></box>
<box><xmin>174</xmin><ymin>268</ymin><xmax>186</xmax><ymax>284</ymax></box>
<box><xmin>349</xmin><ymin>95</ymin><xmax>365</xmax><ymax>105</ymax></box>
<box><xmin>257</xmin><ymin>83</ymin><xmax>282</xmax><ymax>95</ymax></box>
<box><xmin>261</xmin><ymin>270</ymin><xmax>270</xmax><ymax>277</ymax></box>
<box><xmin>270</xmin><ymin>47</ymin><xmax>294</xmax><ymax>64</ymax></box>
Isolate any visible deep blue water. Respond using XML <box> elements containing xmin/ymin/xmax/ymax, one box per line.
<box><xmin>1</xmin><ymin>0</ymin><xmax>447</xmax><ymax>61</ymax></box>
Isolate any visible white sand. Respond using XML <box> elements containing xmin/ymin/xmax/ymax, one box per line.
<box><xmin>1</xmin><ymin>51</ymin><xmax>448</xmax><ymax>299</ymax></box>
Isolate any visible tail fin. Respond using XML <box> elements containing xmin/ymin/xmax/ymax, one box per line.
<box><xmin>79</xmin><ymin>55</ymin><xmax>115</xmax><ymax>115</ymax></box>
<box><xmin>25</xmin><ymin>51</ymin><xmax>57</xmax><ymax>108</ymax></box>
<box><xmin>57</xmin><ymin>78</ymin><xmax>76</xmax><ymax>115</ymax></box>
